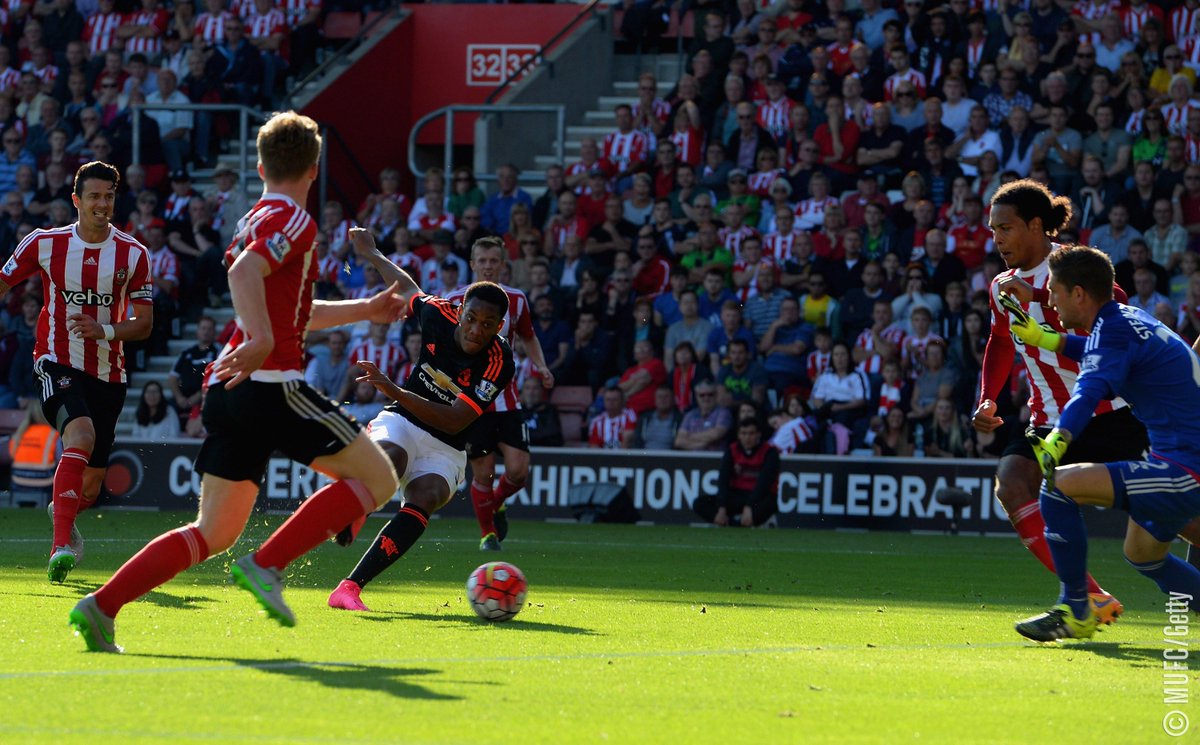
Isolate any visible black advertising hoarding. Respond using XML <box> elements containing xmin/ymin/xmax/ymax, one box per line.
<box><xmin>101</xmin><ymin>442</ymin><xmax>1129</xmax><ymax>537</ymax></box>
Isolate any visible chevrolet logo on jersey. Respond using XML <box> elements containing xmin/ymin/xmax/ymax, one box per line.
<box><xmin>418</xmin><ymin>362</ymin><xmax>462</xmax><ymax>404</ymax></box>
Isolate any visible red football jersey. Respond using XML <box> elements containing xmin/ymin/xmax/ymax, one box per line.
<box><xmin>1</xmin><ymin>224</ymin><xmax>153</xmax><ymax>383</ymax></box>
<box><xmin>210</xmin><ymin>194</ymin><xmax>318</xmax><ymax>384</ymax></box>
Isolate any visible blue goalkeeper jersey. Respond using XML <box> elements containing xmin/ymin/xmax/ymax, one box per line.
<box><xmin>1059</xmin><ymin>301</ymin><xmax>1200</xmax><ymax>468</ymax></box>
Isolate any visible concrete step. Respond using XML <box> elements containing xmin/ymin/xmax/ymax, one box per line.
<box><xmin>596</xmin><ymin>95</ymin><xmax>639</xmax><ymax>110</ymax></box>
<box><xmin>612</xmin><ymin>80</ymin><xmax>673</xmax><ymax>95</ymax></box>
<box><xmin>581</xmin><ymin>111</ymin><xmax>619</xmax><ymax>126</ymax></box>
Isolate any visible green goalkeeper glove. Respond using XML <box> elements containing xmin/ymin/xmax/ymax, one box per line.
<box><xmin>998</xmin><ymin>292</ymin><xmax>1063</xmax><ymax>352</ymax></box>
<box><xmin>1026</xmin><ymin>428</ymin><xmax>1070</xmax><ymax>488</ymax></box>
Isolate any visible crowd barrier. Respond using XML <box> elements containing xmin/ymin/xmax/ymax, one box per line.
<box><xmin>97</xmin><ymin>441</ymin><xmax>1130</xmax><ymax>537</ymax></box>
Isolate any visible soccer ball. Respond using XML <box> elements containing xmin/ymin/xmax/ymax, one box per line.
<box><xmin>466</xmin><ymin>561</ymin><xmax>527</xmax><ymax>622</ymax></box>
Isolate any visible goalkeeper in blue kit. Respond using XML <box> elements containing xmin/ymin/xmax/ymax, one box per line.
<box><xmin>999</xmin><ymin>244</ymin><xmax>1200</xmax><ymax>642</ymax></box>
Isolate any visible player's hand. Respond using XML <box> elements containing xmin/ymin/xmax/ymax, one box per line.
<box><xmin>538</xmin><ymin>365</ymin><xmax>555</xmax><ymax>388</ymax></box>
<box><xmin>67</xmin><ymin>313</ymin><xmax>104</xmax><ymax>340</ymax></box>
<box><xmin>972</xmin><ymin>399</ymin><xmax>1003</xmax><ymax>433</ymax></box>
<box><xmin>213</xmin><ymin>334</ymin><xmax>273</xmax><ymax>389</ymax></box>
<box><xmin>1026</xmin><ymin>428</ymin><xmax>1070</xmax><ymax>488</ymax></box>
<box><xmin>714</xmin><ymin>507</ymin><xmax>729</xmax><ymax>527</ymax></box>
<box><xmin>996</xmin><ymin>274</ymin><xmax>1035</xmax><ymax>304</ymax></box>
<box><xmin>364</xmin><ymin>281</ymin><xmax>407</xmax><ymax>323</ymax></box>
<box><xmin>349</xmin><ymin>226</ymin><xmax>379</xmax><ymax>258</ymax></box>
<box><xmin>356</xmin><ymin>359</ymin><xmax>401</xmax><ymax>399</ymax></box>
<box><xmin>998</xmin><ymin>291</ymin><xmax>1062</xmax><ymax>351</ymax></box>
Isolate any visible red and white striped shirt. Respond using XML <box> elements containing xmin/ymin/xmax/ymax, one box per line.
<box><xmin>194</xmin><ymin>11</ymin><xmax>233</xmax><ymax>45</ymax></box>
<box><xmin>407</xmin><ymin>212</ymin><xmax>456</xmax><ymax>237</ymax></box>
<box><xmin>445</xmin><ymin>282</ymin><xmax>533</xmax><ymax>413</ymax></box>
<box><xmin>147</xmin><ymin>245</ymin><xmax>178</xmax><ymax>295</ymax></box>
<box><xmin>350</xmin><ymin>339</ymin><xmax>405</xmax><ymax>379</ymax></box>
<box><xmin>565</xmin><ymin>158</ymin><xmax>612</xmax><ymax>193</ymax></box>
<box><xmin>763</xmin><ymin>229</ymin><xmax>803</xmax><ymax>264</ymax></box>
<box><xmin>247</xmin><ymin>8</ymin><xmax>286</xmax><ymax>43</ymax></box>
<box><xmin>281</xmin><ymin>0</ymin><xmax>320</xmax><ymax>28</ymax></box>
<box><xmin>632</xmin><ymin>98</ymin><xmax>671</xmax><ymax>126</ymax></box>
<box><xmin>902</xmin><ymin>332</ymin><xmax>945</xmax><ymax>380</ymax></box>
<box><xmin>547</xmin><ymin>216</ymin><xmax>588</xmax><ymax>253</ymax></box>
<box><xmin>2</xmin><ymin>224</ymin><xmax>153</xmax><ymax>384</ymax></box>
<box><xmin>771</xmin><ymin>416</ymin><xmax>815</xmax><ymax>454</ymax></box>
<box><xmin>669</xmin><ymin>126</ymin><xmax>704</xmax><ymax>166</ymax></box>
<box><xmin>756</xmin><ymin>96</ymin><xmax>793</xmax><ymax>140</ymax></box>
<box><xmin>1122</xmin><ymin>3</ymin><xmax>1163</xmax><ymax>38</ymax></box>
<box><xmin>602</xmin><ymin>130</ymin><xmax>649</xmax><ymax>173</ymax></box>
<box><xmin>965</xmin><ymin>38</ymin><xmax>987</xmax><ymax>77</ymax></box>
<box><xmin>83</xmin><ymin>11</ymin><xmax>122</xmax><ymax>56</ymax></box>
<box><xmin>748</xmin><ymin>168</ymin><xmax>784</xmax><ymax>197</ymax></box>
<box><xmin>1163</xmin><ymin>100</ymin><xmax>1198</xmax><ymax>136</ymax></box>
<box><xmin>229</xmin><ymin>0</ymin><xmax>255</xmax><ymax>18</ymax></box>
<box><xmin>124</xmin><ymin>9</ymin><xmax>168</xmax><ymax>56</ymax></box>
<box><xmin>0</xmin><ymin>66</ymin><xmax>19</xmax><ymax>93</ymax></box>
<box><xmin>826</xmin><ymin>40</ymin><xmax>863</xmax><ymax>77</ymax></box>
<box><xmin>588</xmin><ymin>408</ymin><xmax>637</xmax><ymax>448</ymax></box>
<box><xmin>719</xmin><ymin>224</ymin><xmax>758</xmax><ymax>259</ymax></box>
<box><xmin>26</xmin><ymin>62</ymin><xmax>55</xmax><ymax>89</ymax></box>
<box><xmin>1187</xmin><ymin>134</ymin><xmax>1200</xmax><ymax>163</ymax></box>
<box><xmin>210</xmin><ymin>193</ymin><xmax>318</xmax><ymax>384</ymax></box>
<box><xmin>806</xmin><ymin>349</ymin><xmax>831</xmax><ymax>382</ymax></box>
<box><xmin>855</xmin><ymin>325</ymin><xmax>907</xmax><ymax>375</ymax></box>
<box><xmin>317</xmin><ymin>252</ymin><xmax>340</xmax><ymax>284</ymax></box>
<box><xmin>794</xmin><ymin>196</ymin><xmax>838</xmax><ymax>230</ymax></box>
<box><xmin>731</xmin><ymin>258</ymin><xmax>774</xmax><ymax>302</ymax></box>
<box><xmin>1173</xmin><ymin>4</ymin><xmax>1200</xmax><ymax>42</ymax></box>
<box><xmin>1072</xmin><ymin>0</ymin><xmax>1117</xmax><ymax>22</ymax></box>
<box><xmin>876</xmin><ymin>380</ymin><xmax>902</xmax><ymax>417</ymax></box>
<box><xmin>884</xmin><ymin>69</ymin><xmax>927</xmax><ymax>101</ymax></box>
<box><xmin>989</xmin><ymin>262</ymin><xmax>1125</xmax><ymax>426</ymax></box>
<box><xmin>1126</xmin><ymin>108</ymin><xmax>1146</xmax><ymax>135</ymax></box>
<box><xmin>386</xmin><ymin>250</ymin><xmax>423</xmax><ymax>278</ymax></box>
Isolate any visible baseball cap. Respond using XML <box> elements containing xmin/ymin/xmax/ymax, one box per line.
<box><xmin>440</xmin><ymin>259</ymin><xmax>460</xmax><ymax>272</ymax></box>
<box><xmin>169</xmin><ymin>169</ymin><xmax>190</xmax><ymax>182</ymax></box>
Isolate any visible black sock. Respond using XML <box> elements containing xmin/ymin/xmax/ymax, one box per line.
<box><xmin>347</xmin><ymin>504</ymin><xmax>429</xmax><ymax>588</ymax></box>
<box><xmin>1188</xmin><ymin>543</ymin><xmax>1200</xmax><ymax>572</ymax></box>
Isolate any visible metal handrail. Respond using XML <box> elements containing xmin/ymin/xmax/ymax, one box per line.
<box><xmin>406</xmin><ymin>104</ymin><xmax>565</xmax><ymax>184</ymax></box>
<box><xmin>484</xmin><ymin>0</ymin><xmax>605</xmax><ymax>105</ymax></box>
<box><xmin>283</xmin><ymin>5</ymin><xmax>403</xmax><ymax>110</ymax></box>
<box><xmin>131</xmin><ymin>102</ymin><xmax>269</xmax><ymax>198</ymax></box>
<box><xmin>317</xmin><ymin>121</ymin><xmax>378</xmax><ymax>208</ymax></box>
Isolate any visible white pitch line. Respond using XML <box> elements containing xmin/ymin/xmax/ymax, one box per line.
<box><xmin>0</xmin><ymin>535</ymin><xmax>912</xmax><ymax>556</ymax></box>
<box><xmin>0</xmin><ymin>641</ymin><xmax>1039</xmax><ymax>681</ymax></box>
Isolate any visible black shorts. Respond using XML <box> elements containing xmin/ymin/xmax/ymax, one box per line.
<box><xmin>463</xmin><ymin>410</ymin><xmax>530</xmax><ymax>459</ymax></box>
<box><xmin>35</xmin><ymin>359</ymin><xmax>127</xmax><ymax>467</ymax></box>
<box><xmin>1003</xmin><ymin>407</ymin><xmax>1149</xmax><ymax>465</ymax></box>
<box><xmin>195</xmin><ymin>378</ymin><xmax>363</xmax><ymax>483</ymax></box>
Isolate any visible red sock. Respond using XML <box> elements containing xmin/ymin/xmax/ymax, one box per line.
<box><xmin>51</xmin><ymin>447</ymin><xmax>90</xmax><ymax>550</ymax></box>
<box><xmin>493</xmin><ymin>475</ymin><xmax>523</xmax><ymax>509</ymax></box>
<box><xmin>93</xmin><ymin>525</ymin><xmax>209</xmax><ymax>618</ymax></box>
<box><xmin>256</xmin><ymin>479</ymin><xmax>374</xmax><ymax>571</ymax></box>
<box><xmin>471</xmin><ymin>480</ymin><xmax>497</xmax><ymax>537</ymax></box>
<box><xmin>1011</xmin><ymin>500</ymin><xmax>1103</xmax><ymax>595</ymax></box>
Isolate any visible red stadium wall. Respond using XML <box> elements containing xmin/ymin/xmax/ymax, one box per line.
<box><xmin>301</xmin><ymin>5</ymin><xmax>581</xmax><ymax>207</ymax></box>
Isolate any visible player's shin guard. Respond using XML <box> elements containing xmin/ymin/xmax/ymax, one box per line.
<box><xmin>1038</xmin><ymin>484</ymin><xmax>1091</xmax><ymax>621</ymax></box>
<box><xmin>1011</xmin><ymin>500</ymin><xmax>1105</xmax><ymax>595</ymax></box>
<box><xmin>92</xmin><ymin>526</ymin><xmax>209</xmax><ymax>618</ymax></box>
<box><xmin>51</xmin><ymin>447</ymin><xmax>89</xmax><ymax>550</ymax></box>
<box><xmin>255</xmin><ymin>479</ymin><xmax>375</xmax><ymax>571</ymax></box>
<box><xmin>347</xmin><ymin>503</ymin><xmax>429</xmax><ymax>588</ymax></box>
<box><xmin>470</xmin><ymin>480</ymin><xmax>497</xmax><ymax>537</ymax></box>
<box><xmin>1128</xmin><ymin>555</ymin><xmax>1200</xmax><ymax>612</ymax></box>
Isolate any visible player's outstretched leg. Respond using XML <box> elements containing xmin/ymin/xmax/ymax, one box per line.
<box><xmin>47</xmin><ymin>502</ymin><xmax>84</xmax><ymax>565</ymax></box>
<box><xmin>331</xmin><ymin>502</ymin><xmax>430</xmax><ymax>610</ymax></box>
<box><xmin>47</xmin><ymin>445</ymin><xmax>91</xmax><ymax>583</ymax></box>
<box><xmin>1015</xmin><ymin>604</ymin><xmax>1098</xmax><ymax>642</ymax></box>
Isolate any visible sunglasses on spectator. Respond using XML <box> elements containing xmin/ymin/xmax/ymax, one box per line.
<box><xmin>896</xmin><ymin>91</ymin><xmax>915</xmax><ymax>98</ymax></box>
<box><xmin>521</xmin><ymin>240</ymin><xmax>539</xmax><ymax>246</ymax></box>
<box><xmin>696</xmin><ymin>392</ymin><xmax>716</xmax><ymax>398</ymax></box>
<box><xmin>1015</xmin><ymin>21</ymin><xmax>1031</xmax><ymax>27</ymax></box>
<box><xmin>729</xmin><ymin>178</ymin><xmax>747</xmax><ymax>184</ymax></box>
<box><xmin>801</xmin><ymin>146</ymin><xmax>818</xmax><ymax>153</ymax></box>
<box><xmin>1166</xmin><ymin>54</ymin><xmax>1183</xmax><ymax>60</ymax></box>
<box><xmin>737</xmin><ymin>114</ymin><xmax>753</xmax><ymax>120</ymax></box>
<box><xmin>1076</xmin><ymin>52</ymin><xmax>1095</xmax><ymax>58</ymax></box>
<box><xmin>1187</xmin><ymin>175</ymin><xmax>1200</xmax><ymax>181</ymax></box>
<box><xmin>3</xmin><ymin>138</ymin><xmax>18</xmax><ymax>144</ymax></box>
<box><xmin>908</xmin><ymin>274</ymin><xmax>925</xmax><ymax>280</ymax></box>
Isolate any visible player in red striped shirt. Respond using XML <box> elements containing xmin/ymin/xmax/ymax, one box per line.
<box><xmin>118</xmin><ymin>0</ymin><xmax>169</xmax><ymax>57</ymax></box>
<box><xmin>0</xmin><ymin>161</ymin><xmax>152</xmax><ymax>584</ymax></box>
<box><xmin>973</xmin><ymin>180</ymin><xmax>1149</xmax><ymax>626</ymax></box>
<box><xmin>69</xmin><ymin>113</ymin><xmax>407</xmax><ymax>652</ymax></box>
<box><xmin>83</xmin><ymin>0</ymin><xmax>122</xmax><ymax>57</ymax></box>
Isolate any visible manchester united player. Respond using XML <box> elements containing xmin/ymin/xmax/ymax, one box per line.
<box><xmin>355</xmin><ymin>232</ymin><xmax>552</xmax><ymax>550</ymax></box>
<box><xmin>329</xmin><ymin>228</ymin><xmax>515</xmax><ymax>611</ymax></box>
<box><xmin>0</xmin><ymin>161</ymin><xmax>153</xmax><ymax>583</ymax></box>
<box><xmin>68</xmin><ymin>112</ymin><xmax>405</xmax><ymax>653</ymax></box>
<box><xmin>972</xmin><ymin>179</ymin><xmax>1147</xmax><ymax>624</ymax></box>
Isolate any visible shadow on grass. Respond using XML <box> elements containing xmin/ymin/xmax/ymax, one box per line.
<box><xmin>1076</xmin><ymin>641</ymin><xmax>1166</xmax><ymax>667</ymax></box>
<box><xmin>355</xmin><ymin>610</ymin><xmax>601</xmax><ymax>636</ymax></box>
<box><xmin>137</xmin><ymin>590</ymin><xmax>219</xmax><ymax>611</ymax></box>
<box><xmin>126</xmin><ymin>652</ymin><xmax>459</xmax><ymax>700</ymax></box>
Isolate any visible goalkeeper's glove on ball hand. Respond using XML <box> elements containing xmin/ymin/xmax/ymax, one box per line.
<box><xmin>999</xmin><ymin>292</ymin><xmax>1062</xmax><ymax>352</ymax></box>
<box><xmin>1026</xmin><ymin>428</ymin><xmax>1070</xmax><ymax>488</ymax></box>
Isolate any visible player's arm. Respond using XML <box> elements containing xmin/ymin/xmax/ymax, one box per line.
<box><xmin>349</xmin><ymin>227</ymin><xmax>420</xmax><ymax>297</ymax></box>
<box><xmin>974</xmin><ymin>287</ymin><xmax>1017</xmax><ymax>431</ymax></box>
<box><xmin>213</xmin><ymin>250</ymin><xmax>273</xmax><ymax>388</ymax></box>
<box><xmin>356</xmin><ymin>360</ymin><xmax>482</xmax><ymax>435</ymax></box>
<box><xmin>310</xmin><ymin>283</ymin><xmax>407</xmax><ymax>331</ymax></box>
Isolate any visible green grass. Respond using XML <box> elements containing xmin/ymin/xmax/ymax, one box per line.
<box><xmin>0</xmin><ymin>508</ymin><xmax>1193</xmax><ymax>743</ymax></box>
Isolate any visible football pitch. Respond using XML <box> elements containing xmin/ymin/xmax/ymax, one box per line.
<box><xmin>0</xmin><ymin>509</ymin><xmax>1190</xmax><ymax>744</ymax></box>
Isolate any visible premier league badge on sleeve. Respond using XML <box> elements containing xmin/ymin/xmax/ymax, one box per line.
<box><xmin>476</xmin><ymin>380</ymin><xmax>498</xmax><ymax>402</ymax></box>
<box><xmin>266</xmin><ymin>233</ymin><xmax>291</xmax><ymax>263</ymax></box>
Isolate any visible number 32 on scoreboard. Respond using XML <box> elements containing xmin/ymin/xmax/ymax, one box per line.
<box><xmin>466</xmin><ymin>44</ymin><xmax>540</xmax><ymax>87</ymax></box>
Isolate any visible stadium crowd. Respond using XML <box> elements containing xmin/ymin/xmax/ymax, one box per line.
<box><xmin>10</xmin><ymin>0</ymin><xmax>1200</xmax><ymax>460</ymax></box>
